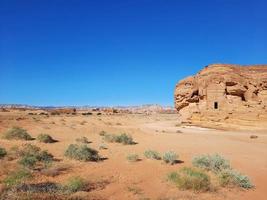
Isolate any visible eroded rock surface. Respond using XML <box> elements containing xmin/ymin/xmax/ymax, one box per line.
<box><xmin>174</xmin><ymin>64</ymin><xmax>267</xmax><ymax>128</ymax></box>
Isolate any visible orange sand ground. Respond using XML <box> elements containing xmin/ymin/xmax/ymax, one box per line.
<box><xmin>0</xmin><ymin>110</ymin><xmax>266</xmax><ymax>200</ymax></box>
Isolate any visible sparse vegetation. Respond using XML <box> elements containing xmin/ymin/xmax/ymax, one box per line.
<box><xmin>64</xmin><ymin>176</ymin><xmax>87</xmax><ymax>193</ymax></box>
<box><xmin>250</xmin><ymin>135</ymin><xmax>258</xmax><ymax>139</ymax></box>
<box><xmin>64</xmin><ymin>144</ymin><xmax>100</xmax><ymax>161</ymax></box>
<box><xmin>162</xmin><ymin>151</ymin><xmax>178</xmax><ymax>164</ymax></box>
<box><xmin>103</xmin><ymin>133</ymin><xmax>134</xmax><ymax>145</ymax></box>
<box><xmin>0</xmin><ymin>146</ymin><xmax>7</xmax><ymax>159</ymax></box>
<box><xmin>167</xmin><ymin>167</ymin><xmax>211</xmax><ymax>191</ymax></box>
<box><xmin>192</xmin><ymin>154</ymin><xmax>231</xmax><ymax>173</ymax></box>
<box><xmin>3</xmin><ymin>168</ymin><xmax>32</xmax><ymax>187</ymax></box>
<box><xmin>218</xmin><ymin>169</ymin><xmax>254</xmax><ymax>189</ymax></box>
<box><xmin>18</xmin><ymin>144</ymin><xmax>54</xmax><ymax>169</ymax></box>
<box><xmin>127</xmin><ymin>186</ymin><xmax>143</xmax><ymax>195</ymax></box>
<box><xmin>127</xmin><ymin>154</ymin><xmax>139</xmax><ymax>162</ymax></box>
<box><xmin>37</xmin><ymin>133</ymin><xmax>57</xmax><ymax>143</ymax></box>
<box><xmin>3</xmin><ymin>127</ymin><xmax>33</xmax><ymax>140</ymax></box>
<box><xmin>75</xmin><ymin>136</ymin><xmax>90</xmax><ymax>144</ymax></box>
<box><xmin>82</xmin><ymin>112</ymin><xmax>92</xmax><ymax>116</ymax></box>
<box><xmin>99</xmin><ymin>130</ymin><xmax>106</xmax><ymax>136</ymax></box>
<box><xmin>144</xmin><ymin>150</ymin><xmax>161</xmax><ymax>160</ymax></box>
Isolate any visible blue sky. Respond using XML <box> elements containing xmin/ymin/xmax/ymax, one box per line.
<box><xmin>0</xmin><ymin>0</ymin><xmax>266</xmax><ymax>106</ymax></box>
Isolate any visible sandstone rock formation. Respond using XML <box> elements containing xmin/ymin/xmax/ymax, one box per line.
<box><xmin>174</xmin><ymin>64</ymin><xmax>267</xmax><ymax>128</ymax></box>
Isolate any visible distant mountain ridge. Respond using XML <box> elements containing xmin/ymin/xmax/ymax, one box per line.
<box><xmin>0</xmin><ymin>104</ymin><xmax>175</xmax><ymax>111</ymax></box>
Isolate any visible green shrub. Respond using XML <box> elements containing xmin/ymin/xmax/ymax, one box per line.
<box><xmin>3</xmin><ymin>127</ymin><xmax>33</xmax><ymax>140</ymax></box>
<box><xmin>167</xmin><ymin>167</ymin><xmax>211</xmax><ymax>191</ymax></box>
<box><xmin>0</xmin><ymin>146</ymin><xmax>7</xmax><ymax>159</ymax></box>
<box><xmin>127</xmin><ymin>154</ymin><xmax>139</xmax><ymax>162</ymax></box>
<box><xmin>3</xmin><ymin>168</ymin><xmax>32</xmax><ymax>187</ymax></box>
<box><xmin>192</xmin><ymin>154</ymin><xmax>231</xmax><ymax>173</ymax></box>
<box><xmin>19</xmin><ymin>155</ymin><xmax>38</xmax><ymax>169</ymax></box>
<box><xmin>162</xmin><ymin>151</ymin><xmax>178</xmax><ymax>164</ymax></box>
<box><xmin>64</xmin><ymin>144</ymin><xmax>100</xmax><ymax>161</ymax></box>
<box><xmin>64</xmin><ymin>176</ymin><xmax>86</xmax><ymax>193</ymax></box>
<box><xmin>18</xmin><ymin>144</ymin><xmax>54</xmax><ymax>169</ymax></box>
<box><xmin>37</xmin><ymin>134</ymin><xmax>56</xmax><ymax>143</ymax></box>
<box><xmin>75</xmin><ymin>136</ymin><xmax>89</xmax><ymax>144</ymax></box>
<box><xmin>103</xmin><ymin>133</ymin><xmax>134</xmax><ymax>145</ymax></box>
<box><xmin>218</xmin><ymin>169</ymin><xmax>253</xmax><ymax>189</ymax></box>
<box><xmin>144</xmin><ymin>150</ymin><xmax>161</xmax><ymax>160</ymax></box>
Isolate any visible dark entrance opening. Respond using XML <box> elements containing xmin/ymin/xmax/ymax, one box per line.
<box><xmin>214</xmin><ymin>102</ymin><xmax>218</xmax><ymax>109</ymax></box>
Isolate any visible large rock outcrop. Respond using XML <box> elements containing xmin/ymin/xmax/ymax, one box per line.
<box><xmin>174</xmin><ymin>64</ymin><xmax>267</xmax><ymax>128</ymax></box>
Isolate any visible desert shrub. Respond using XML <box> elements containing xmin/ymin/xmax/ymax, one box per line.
<box><xmin>116</xmin><ymin>133</ymin><xmax>134</xmax><ymax>145</ymax></box>
<box><xmin>103</xmin><ymin>133</ymin><xmax>134</xmax><ymax>145</ymax></box>
<box><xmin>0</xmin><ymin>146</ymin><xmax>7</xmax><ymax>159</ymax></box>
<box><xmin>167</xmin><ymin>167</ymin><xmax>211</xmax><ymax>191</ymax></box>
<box><xmin>99</xmin><ymin>131</ymin><xmax>106</xmax><ymax>136</ymax></box>
<box><xmin>218</xmin><ymin>169</ymin><xmax>253</xmax><ymax>189</ymax></box>
<box><xmin>3</xmin><ymin>168</ymin><xmax>32</xmax><ymax>187</ymax></box>
<box><xmin>250</xmin><ymin>135</ymin><xmax>258</xmax><ymax>139</ymax></box>
<box><xmin>144</xmin><ymin>150</ymin><xmax>161</xmax><ymax>160</ymax></box>
<box><xmin>64</xmin><ymin>144</ymin><xmax>100</xmax><ymax>161</ymax></box>
<box><xmin>15</xmin><ymin>182</ymin><xmax>61</xmax><ymax>193</ymax></box>
<box><xmin>162</xmin><ymin>151</ymin><xmax>178</xmax><ymax>164</ymax></box>
<box><xmin>64</xmin><ymin>176</ymin><xmax>87</xmax><ymax>193</ymax></box>
<box><xmin>75</xmin><ymin>136</ymin><xmax>89</xmax><ymax>144</ymax></box>
<box><xmin>19</xmin><ymin>155</ymin><xmax>38</xmax><ymax>169</ymax></box>
<box><xmin>192</xmin><ymin>154</ymin><xmax>231</xmax><ymax>173</ymax></box>
<box><xmin>127</xmin><ymin>154</ymin><xmax>139</xmax><ymax>162</ymax></box>
<box><xmin>82</xmin><ymin>112</ymin><xmax>92</xmax><ymax>115</ymax></box>
<box><xmin>18</xmin><ymin>144</ymin><xmax>54</xmax><ymax>168</ymax></box>
<box><xmin>3</xmin><ymin>127</ymin><xmax>33</xmax><ymax>140</ymax></box>
<box><xmin>37</xmin><ymin>133</ymin><xmax>56</xmax><ymax>143</ymax></box>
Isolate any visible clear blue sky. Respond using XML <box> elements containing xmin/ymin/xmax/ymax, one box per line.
<box><xmin>0</xmin><ymin>0</ymin><xmax>266</xmax><ymax>106</ymax></box>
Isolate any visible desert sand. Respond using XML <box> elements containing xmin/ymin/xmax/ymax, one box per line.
<box><xmin>0</xmin><ymin>110</ymin><xmax>267</xmax><ymax>200</ymax></box>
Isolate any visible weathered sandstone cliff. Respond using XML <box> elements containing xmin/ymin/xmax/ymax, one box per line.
<box><xmin>174</xmin><ymin>64</ymin><xmax>267</xmax><ymax>129</ymax></box>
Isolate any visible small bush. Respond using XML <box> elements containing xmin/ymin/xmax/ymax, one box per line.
<box><xmin>64</xmin><ymin>176</ymin><xmax>87</xmax><ymax>193</ymax></box>
<box><xmin>3</xmin><ymin>127</ymin><xmax>33</xmax><ymax>140</ymax></box>
<box><xmin>18</xmin><ymin>144</ymin><xmax>54</xmax><ymax>169</ymax></box>
<box><xmin>37</xmin><ymin>134</ymin><xmax>56</xmax><ymax>143</ymax></box>
<box><xmin>64</xmin><ymin>144</ymin><xmax>100</xmax><ymax>161</ymax></box>
<box><xmin>144</xmin><ymin>150</ymin><xmax>161</xmax><ymax>160</ymax></box>
<box><xmin>162</xmin><ymin>151</ymin><xmax>178</xmax><ymax>164</ymax></box>
<box><xmin>0</xmin><ymin>146</ymin><xmax>7</xmax><ymax>159</ymax></box>
<box><xmin>192</xmin><ymin>154</ymin><xmax>231</xmax><ymax>173</ymax></box>
<box><xmin>3</xmin><ymin>168</ymin><xmax>32</xmax><ymax>187</ymax></box>
<box><xmin>19</xmin><ymin>155</ymin><xmax>38</xmax><ymax>169</ymax></box>
<box><xmin>99</xmin><ymin>131</ymin><xmax>106</xmax><ymax>136</ymax></box>
<box><xmin>103</xmin><ymin>133</ymin><xmax>134</xmax><ymax>145</ymax></box>
<box><xmin>167</xmin><ymin>167</ymin><xmax>211</xmax><ymax>191</ymax></box>
<box><xmin>250</xmin><ymin>135</ymin><xmax>258</xmax><ymax>139</ymax></box>
<box><xmin>127</xmin><ymin>154</ymin><xmax>139</xmax><ymax>162</ymax></box>
<box><xmin>75</xmin><ymin>136</ymin><xmax>89</xmax><ymax>144</ymax></box>
<box><xmin>218</xmin><ymin>169</ymin><xmax>253</xmax><ymax>189</ymax></box>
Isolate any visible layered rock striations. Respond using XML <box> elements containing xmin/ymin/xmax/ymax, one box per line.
<box><xmin>174</xmin><ymin>64</ymin><xmax>267</xmax><ymax>128</ymax></box>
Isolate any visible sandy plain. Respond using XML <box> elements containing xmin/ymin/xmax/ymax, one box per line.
<box><xmin>0</xmin><ymin>110</ymin><xmax>266</xmax><ymax>200</ymax></box>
